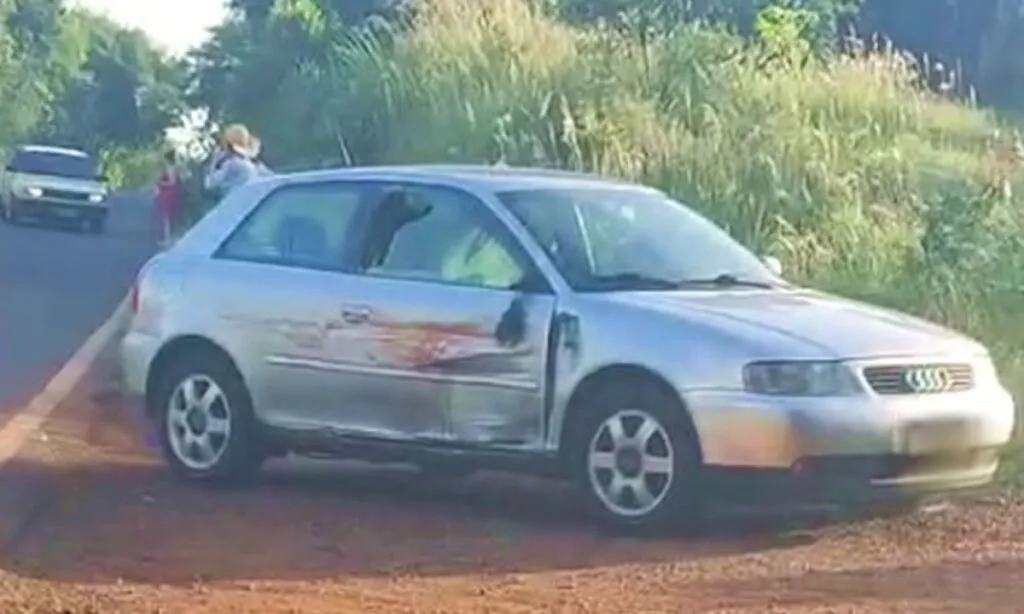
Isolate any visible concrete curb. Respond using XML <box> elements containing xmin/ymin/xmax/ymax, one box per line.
<box><xmin>0</xmin><ymin>295</ymin><xmax>130</xmax><ymax>552</ymax></box>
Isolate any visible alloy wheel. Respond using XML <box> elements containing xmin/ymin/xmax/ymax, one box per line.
<box><xmin>166</xmin><ymin>374</ymin><xmax>232</xmax><ymax>471</ymax></box>
<box><xmin>587</xmin><ymin>409</ymin><xmax>675</xmax><ymax>518</ymax></box>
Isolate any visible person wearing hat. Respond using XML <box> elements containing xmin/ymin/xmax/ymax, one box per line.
<box><xmin>246</xmin><ymin>134</ymin><xmax>274</xmax><ymax>177</ymax></box>
<box><xmin>203</xmin><ymin>123</ymin><xmax>265</xmax><ymax>199</ymax></box>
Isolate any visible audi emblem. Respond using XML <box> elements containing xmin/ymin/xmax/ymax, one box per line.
<box><xmin>902</xmin><ymin>366</ymin><xmax>954</xmax><ymax>393</ymax></box>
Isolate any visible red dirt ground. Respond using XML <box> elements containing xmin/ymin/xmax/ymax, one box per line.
<box><xmin>1</xmin><ymin>383</ymin><xmax>1022</xmax><ymax>613</ymax></box>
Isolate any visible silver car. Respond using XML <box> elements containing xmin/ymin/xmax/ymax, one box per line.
<box><xmin>120</xmin><ymin>165</ymin><xmax>1016</xmax><ymax>531</ymax></box>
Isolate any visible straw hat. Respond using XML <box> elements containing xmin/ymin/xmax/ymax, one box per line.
<box><xmin>221</xmin><ymin>123</ymin><xmax>259</xmax><ymax>158</ymax></box>
<box><xmin>248</xmin><ymin>135</ymin><xmax>262</xmax><ymax>158</ymax></box>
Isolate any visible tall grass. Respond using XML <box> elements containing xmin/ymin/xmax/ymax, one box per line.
<box><xmin>304</xmin><ymin>0</ymin><xmax>1024</xmax><ymax>413</ymax></box>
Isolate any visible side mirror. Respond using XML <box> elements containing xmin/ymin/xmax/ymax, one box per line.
<box><xmin>495</xmin><ymin>296</ymin><xmax>527</xmax><ymax>347</ymax></box>
<box><xmin>762</xmin><ymin>255</ymin><xmax>783</xmax><ymax>277</ymax></box>
<box><xmin>96</xmin><ymin>174</ymin><xmax>108</xmax><ymax>183</ymax></box>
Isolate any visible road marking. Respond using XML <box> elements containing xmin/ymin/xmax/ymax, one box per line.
<box><xmin>0</xmin><ymin>294</ymin><xmax>130</xmax><ymax>467</ymax></box>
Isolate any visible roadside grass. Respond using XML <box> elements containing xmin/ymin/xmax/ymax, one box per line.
<box><xmin>998</xmin><ymin>443</ymin><xmax>1024</xmax><ymax>490</ymax></box>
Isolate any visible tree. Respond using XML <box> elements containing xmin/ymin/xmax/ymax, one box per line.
<box><xmin>38</xmin><ymin>10</ymin><xmax>187</xmax><ymax>152</ymax></box>
<box><xmin>556</xmin><ymin>0</ymin><xmax>861</xmax><ymax>43</ymax></box>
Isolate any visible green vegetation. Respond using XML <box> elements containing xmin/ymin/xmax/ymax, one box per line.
<box><xmin>0</xmin><ymin>0</ymin><xmax>185</xmax><ymax>187</ymax></box>
<box><xmin>998</xmin><ymin>443</ymin><xmax>1024</xmax><ymax>491</ymax></box>
<box><xmin>187</xmin><ymin>0</ymin><xmax>1024</xmax><ymax>429</ymax></box>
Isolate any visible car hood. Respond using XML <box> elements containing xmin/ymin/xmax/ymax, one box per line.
<box><xmin>606</xmin><ymin>288</ymin><xmax>984</xmax><ymax>360</ymax></box>
<box><xmin>11</xmin><ymin>172</ymin><xmax>105</xmax><ymax>193</ymax></box>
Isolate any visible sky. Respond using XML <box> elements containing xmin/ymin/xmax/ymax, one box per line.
<box><xmin>66</xmin><ymin>0</ymin><xmax>228</xmax><ymax>56</ymax></box>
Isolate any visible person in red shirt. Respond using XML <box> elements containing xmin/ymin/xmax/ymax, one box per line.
<box><xmin>154</xmin><ymin>150</ymin><xmax>184</xmax><ymax>247</ymax></box>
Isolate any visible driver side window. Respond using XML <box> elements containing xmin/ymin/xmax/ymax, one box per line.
<box><xmin>359</xmin><ymin>185</ymin><xmax>527</xmax><ymax>290</ymax></box>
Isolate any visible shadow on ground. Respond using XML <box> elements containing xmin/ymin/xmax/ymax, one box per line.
<box><xmin>0</xmin><ymin>455</ymin><xmax>828</xmax><ymax>586</ymax></box>
<box><xmin>0</xmin><ymin>393</ymin><xmax>830</xmax><ymax>587</ymax></box>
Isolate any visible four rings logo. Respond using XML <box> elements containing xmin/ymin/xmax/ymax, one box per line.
<box><xmin>902</xmin><ymin>366</ymin><xmax>955</xmax><ymax>393</ymax></box>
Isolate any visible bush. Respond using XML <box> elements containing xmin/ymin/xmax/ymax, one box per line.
<box><xmin>99</xmin><ymin>146</ymin><xmax>166</xmax><ymax>190</ymax></box>
<box><xmin>264</xmin><ymin>0</ymin><xmax>1024</xmax><ymax>416</ymax></box>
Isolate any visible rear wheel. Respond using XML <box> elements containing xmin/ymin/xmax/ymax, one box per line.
<box><xmin>151</xmin><ymin>349</ymin><xmax>265</xmax><ymax>484</ymax></box>
<box><xmin>568</xmin><ymin>383</ymin><xmax>705</xmax><ymax>534</ymax></box>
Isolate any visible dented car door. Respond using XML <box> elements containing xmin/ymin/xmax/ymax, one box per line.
<box><xmin>339</xmin><ymin>182</ymin><xmax>556</xmax><ymax>449</ymax></box>
<box><xmin>322</xmin><ymin>277</ymin><xmax>555</xmax><ymax>446</ymax></box>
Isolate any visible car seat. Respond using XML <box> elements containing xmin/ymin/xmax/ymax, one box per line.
<box><xmin>275</xmin><ymin>215</ymin><xmax>329</xmax><ymax>265</ymax></box>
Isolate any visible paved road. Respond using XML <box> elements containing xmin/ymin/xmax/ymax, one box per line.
<box><xmin>0</xmin><ymin>192</ymin><xmax>154</xmax><ymax>411</ymax></box>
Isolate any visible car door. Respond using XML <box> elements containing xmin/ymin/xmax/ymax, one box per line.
<box><xmin>211</xmin><ymin>179</ymin><xmax>384</xmax><ymax>431</ymax></box>
<box><xmin>331</xmin><ymin>182</ymin><xmax>557</xmax><ymax>449</ymax></box>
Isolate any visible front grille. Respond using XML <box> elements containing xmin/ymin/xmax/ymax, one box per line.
<box><xmin>41</xmin><ymin>188</ymin><xmax>90</xmax><ymax>201</ymax></box>
<box><xmin>862</xmin><ymin>363</ymin><xmax>973</xmax><ymax>395</ymax></box>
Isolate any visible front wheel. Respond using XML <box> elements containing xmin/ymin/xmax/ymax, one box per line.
<box><xmin>151</xmin><ymin>350</ymin><xmax>265</xmax><ymax>484</ymax></box>
<box><xmin>569</xmin><ymin>385</ymin><xmax>705</xmax><ymax>534</ymax></box>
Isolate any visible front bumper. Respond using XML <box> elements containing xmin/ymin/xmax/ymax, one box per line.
<box><xmin>687</xmin><ymin>380</ymin><xmax>1015</xmax><ymax>504</ymax></box>
<box><xmin>703</xmin><ymin>449</ymin><xmax>1000</xmax><ymax>509</ymax></box>
<box><xmin>11</xmin><ymin>196</ymin><xmax>107</xmax><ymax>220</ymax></box>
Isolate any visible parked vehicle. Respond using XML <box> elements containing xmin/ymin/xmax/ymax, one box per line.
<box><xmin>119</xmin><ymin>165</ymin><xmax>1016</xmax><ymax>531</ymax></box>
<box><xmin>0</xmin><ymin>145</ymin><xmax>109</xmax><ymax>233</ymax></box>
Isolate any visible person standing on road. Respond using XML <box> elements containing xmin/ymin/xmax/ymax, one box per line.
<box><xmin>154</xmin><ymin>150</ymin><xmax>185</xmax><ymax>248</ymax></box>
<box><xmin>203</xmin><ymin>124</ymin><xmax>264</xmax><ymax>200</ymax></box>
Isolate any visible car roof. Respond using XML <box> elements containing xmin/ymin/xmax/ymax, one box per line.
<box><xmin>263</xmin><ymin>164</ymin><xmax>661</xmax><ymax>195</ymax></box>
<box><xmin>16</xmin><ymin>144</ymin><xmax>89</xmax><ymax>158</ymax></box>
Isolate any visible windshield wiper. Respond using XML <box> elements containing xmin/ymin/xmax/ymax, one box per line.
<box><xmin>582</xmin><ymin>273</ymin><xmax>682</xmax><ymax>291</ymax></box>
<box><xmin>679</xmin><ymin>273</ymin><xmax>777</xmax><ymax>289</ymax></box>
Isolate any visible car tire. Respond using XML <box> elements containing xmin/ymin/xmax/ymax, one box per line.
<box><xmin>151</xmin><ymin>349</ymin><xmax>265</xmax><ymax>485</ymax></box>
<box><xmin>568</xmin><ymin>383</ymin><xmax>705</xmax><ymax>534</ymax></box>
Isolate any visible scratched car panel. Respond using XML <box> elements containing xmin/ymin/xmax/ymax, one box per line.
<box><xmin>121</xmin><ymin>165</ymin><xmax>1016</xmax><ymax>530</ymax></box>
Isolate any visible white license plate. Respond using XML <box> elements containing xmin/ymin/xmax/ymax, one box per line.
<box><xmin>904</xmin><ymin>420</ymin><xmax>971</xmax><ymax>454</ymax></box>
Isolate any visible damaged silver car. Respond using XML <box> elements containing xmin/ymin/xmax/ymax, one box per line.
<box><xmin>120</xmin><ymin>165</ymin><xmax>1015</xmax><ymax>531</ymax></box>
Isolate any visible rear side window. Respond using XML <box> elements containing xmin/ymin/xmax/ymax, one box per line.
<box><xmin>9</xmin><ymin>150</ymin><xmax>96</xmax><ymax>179</ymax></box>
<box><xmin>217</xmin><ymin>181</ymin><xmax>366</xmax><ymax>271</ymax></box>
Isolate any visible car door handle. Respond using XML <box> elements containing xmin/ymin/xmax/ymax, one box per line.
<box><xmin>340</xmin><ymin>306</ymin><xmax>372</xmax><ymax>324</ymax></box>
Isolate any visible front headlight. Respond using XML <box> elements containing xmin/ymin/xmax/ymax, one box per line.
<box><xmin>88</xmin><ymin>193</ymin><xmax>105</xmax><ymax>203</ymax></box>
<box><xmin>743</xmin><ymin>360</ymin><xmax>863</xmax><ymax>397</ymax></box>
<box><xmin>24</xmin><ymin>186</ymin><xmax>42</xmax><ymax>198</ymax></box>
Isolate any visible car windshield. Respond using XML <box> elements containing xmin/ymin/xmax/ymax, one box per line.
<box><xmin>498</xmin><ymin>186</ymin><xmax>779</xmax><ymax>292</ymax></box>
<box><xmin>9</xmin><ymin>149</ymin><xmax>96</xmax><ymax>179</ymax></box>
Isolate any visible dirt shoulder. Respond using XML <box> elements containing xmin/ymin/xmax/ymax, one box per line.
<box><xmin>1</xmin><ymin>369</ymin><xmax>1023</xmax><ymax>613</ymax></box>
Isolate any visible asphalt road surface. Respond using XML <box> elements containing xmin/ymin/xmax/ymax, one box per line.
<box><xmin>0</xmin><ymin>191</ymin><xmax>154</xmax><ymax>411</ymax></box>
